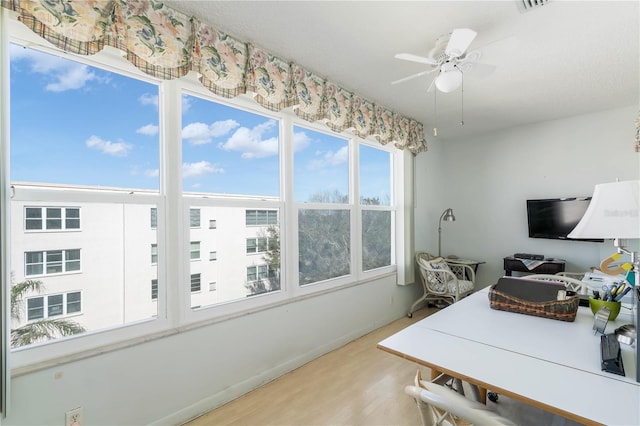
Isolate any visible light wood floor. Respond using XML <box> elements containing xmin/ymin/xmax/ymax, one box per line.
<box><xmin>185</xmin><ymin>306</ymin><xmax>436</xmax><ymax>426</ymax></box>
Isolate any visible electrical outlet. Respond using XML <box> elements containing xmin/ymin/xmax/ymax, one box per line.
<box><xmin>65</xmin><ymin>407</ymin><xmax>83</xmax><ymax>426</ymax></box>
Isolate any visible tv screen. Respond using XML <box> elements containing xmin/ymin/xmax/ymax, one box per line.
<box><xmin>526</xmin><ymin>197</ymin><xmax>603</xmax><ymax>242</ymax></box>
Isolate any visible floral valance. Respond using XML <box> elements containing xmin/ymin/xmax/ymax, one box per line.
<box><xmin>1</xmin><ymin>0</ymin><xmax>427</xmax><ymax>154</ymax></box>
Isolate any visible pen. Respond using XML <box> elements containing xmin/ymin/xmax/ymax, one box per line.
<box><xmin>614</xmin><ymin>287</ymin><xmax>631</xmax><ymax>302</ymax></box>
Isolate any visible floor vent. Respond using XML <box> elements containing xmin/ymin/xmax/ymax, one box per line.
<box><xmin>520</xmin><ymin>0</ymin><xmax>550</xmax><ymax>12</ymax></box>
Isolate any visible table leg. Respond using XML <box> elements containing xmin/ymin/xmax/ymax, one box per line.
<box><xmin>430</xmin><ymin>369</ymin><xmax>488</xmax><ymax>404</ymax></box>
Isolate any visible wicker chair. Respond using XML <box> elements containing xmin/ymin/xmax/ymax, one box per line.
<box><xmin>408</xmin><ymin>251</ymin><xmax>475</xmax><ymax>317</ymax></box>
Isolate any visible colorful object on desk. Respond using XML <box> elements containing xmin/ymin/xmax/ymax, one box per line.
<box><xmin>595</xmin><ymin>283</ymin><xmax>627</xmax><ymax>302</ymax></box>
<box><xmin>589</xmin><ymin>296</ymin><xmax>621</xmax><ymax>321</ymax></box>
<box><xmin>626</xmin><ymin>269</ymin><xmax>635</xmax><ymax>286</ymax></box>
<box><xmin>600</xmin><ymin>253</ymin><xmax>633</xmax><ymax>276</ymax></box>
<box><xmin>614</xmin><ymin>286</ymin><xmax>632</xmax><ymax>302</ymax></box>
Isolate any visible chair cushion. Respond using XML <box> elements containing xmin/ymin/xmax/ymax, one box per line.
<box><xmin>425</xmin><ymin>256</ymin><xmax>452</xmax><ymax>272</ymax></box>
<box><xmin>448</xmin><ymin>279</ymin><xmax>474</xmax><ymax>295</ymax></box>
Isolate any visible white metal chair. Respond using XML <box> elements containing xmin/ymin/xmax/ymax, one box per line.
<box><xmin>409</xmin><ymin>252</ymin><xmax>475</xmax><ymax>317</ymax></box>
<box><xmin>406</xmin><ymin>379</ymin><xmax>516</xmax><ymax>426</ymax></box>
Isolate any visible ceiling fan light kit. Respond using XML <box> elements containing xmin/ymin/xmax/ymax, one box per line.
<box><xmin>434</xmin><ymin>63</ymin><xmax>462</xmax><ymax>93</ymax></box>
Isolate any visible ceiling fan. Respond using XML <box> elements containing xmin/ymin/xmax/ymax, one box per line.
<box><xmin>392</xmin><ymin>28</ymin><xmax>496</xmax><ymax>93</ymax></box>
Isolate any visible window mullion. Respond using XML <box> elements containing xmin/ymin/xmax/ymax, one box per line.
<box><xmin>159</xmin><ymin>79</ymin><xmax>183</xmax><ymax>326</ymax></box>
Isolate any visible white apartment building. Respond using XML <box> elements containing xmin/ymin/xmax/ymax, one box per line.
<box><xmin>9</xmin><ymin>183</ymin><xmax>279</xmax><ymax>342</ymax></box>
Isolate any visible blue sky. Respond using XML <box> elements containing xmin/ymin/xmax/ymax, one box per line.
<box><xmin>9</xmin><ymin>44</ymin><xmax>390</xmax><ymax>203</ymax></box>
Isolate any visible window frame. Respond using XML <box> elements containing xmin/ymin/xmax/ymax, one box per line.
<box><xmin>3</xmin><ymin>22</ymin><xmax>405</xmax><ymax>370</ymax></box>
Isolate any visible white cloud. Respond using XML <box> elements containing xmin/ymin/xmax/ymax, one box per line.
<box><xmin>85</xmin><ymin>135</ymin><xmax>132</xmax><ymax>157</ymax></box>
<box><xmin>46</xmin><ymin>65</ymin><xmax>97</xmax><ymax>92</ymax></box>
<box><xmin>137</xmin><ymin>124</ymin><xmax>159</xmax><ymax>136</ymax></box>
<box><xmin>292</xmin><ymin>130</ymin><xmax>312</xmax><ymax>152</ymax></box>
<box><xmin>145</xmin><ymin>169</ymin><xmax>159</xmax><ymax>178</ymax></box>
<box><xmin>10</xmin><ymin>45</ymin><xmax>98</xmax><ymax>92</ymax></box>
<box><xmin>308</xmin><ymin>145</ymin><xmax>349</xmax><ymax>170</ymax></box>
<box><xmin>182</xmin><ymin>119</ymin><xmax>239</xmax><ymax>145</ymax></box>
<box><xmin>139</xmin><ymin>93</ymin><xmax>158</xmax><ymax>108</ymax></box>
<box><xmin>183</xmin><ymin>161</ymin><xmax>224</xmax><ymax>178</ymax></box>
<box><xmin>218</xmin><ymin>120</ymin><xmax>279</xmax><ymax>159</ymax></box>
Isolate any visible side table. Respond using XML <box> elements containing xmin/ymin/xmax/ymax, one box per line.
<box><xmin>503</xmin><ymin>257</ymin><xmax>565</xmax><ymax>276</ymax></box>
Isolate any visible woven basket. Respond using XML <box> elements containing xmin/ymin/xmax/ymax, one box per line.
<box><xmin>488</xmin><ymin>285</ymin><xmax>579</xmax><ymax>322</ymax></box>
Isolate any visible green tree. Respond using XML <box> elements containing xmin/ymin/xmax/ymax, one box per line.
<box><xmin>11</xmin><ymin>279</ymin><xmax>86</xmax><ymax>348</ymax></box>
<box><xmin>246</xmin><ymin>225</ymin><xmax>281</xmax><ymax>296</ymax></box>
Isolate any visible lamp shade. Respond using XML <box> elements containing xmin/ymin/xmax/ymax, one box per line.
<box><xmin>568</xmin><ymin>180</ymin><xmax>640</xmax><ymax>239</ymax></box>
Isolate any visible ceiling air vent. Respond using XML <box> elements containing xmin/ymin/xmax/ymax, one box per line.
<box><xmin>520</xmin><ymin>0</ymin><xmax>550</xmax><ymax>12</ymax></box>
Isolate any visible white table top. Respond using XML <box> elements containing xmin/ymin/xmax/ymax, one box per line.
<box><xmin>378</xmin><ymin>288</ymin><xmax>640</xmax><ymax>425</ymax></box>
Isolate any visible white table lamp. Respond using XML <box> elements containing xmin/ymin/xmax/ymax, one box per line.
<box><xmin>568</xmin><ymin>179</ymin><xmax>640</xmax><ymax>382</ymax></box>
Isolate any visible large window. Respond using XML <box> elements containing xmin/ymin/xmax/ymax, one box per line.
<box><xmin>360</xmin><ymin>145</ymin><xmax>393</xmax><ymax>271</ymax></box>
<box><xmin>182</xmin><ymin>92</ymin><xmax>282</xmax><ymax>310</ymax></box>
<box><xmin>294</xmin><ymin>126</ymin><xmax>351</xmax><ymax>285</ymax></box>
<box><xmin>4</xmin><ymin>32</ymin><xmax>400</xmax><ymax>363</ymax></box>
<box><xmin>9</xmin><ymin>41</ymin><xmax>161</xmax><ymax>352</ymax></box>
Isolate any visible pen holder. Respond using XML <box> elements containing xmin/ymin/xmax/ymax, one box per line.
<box><xmin>589</xmin><ymin>297</ymin><xmax>621</xmax><ymax>321</ymax></box>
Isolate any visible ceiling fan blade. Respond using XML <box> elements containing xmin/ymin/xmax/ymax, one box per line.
<box><xmin>445</xmin><ymin>28</ymin><xmax>477</xmax><ymax>58</ymax></box>
<box><xmin>458</xmin><ymin>62</ymin><xmax>496</xmax><ymax>78</ymax></box>
<box><xmin>471</xmin><ymin>36</ymin><xmax>519</xmax><ymax>64</ymax></box>
<box><xmin>394</xmin><ymin>53</ymin><xmax>439</xmax><ymax>66</ymax></box>
<box><xmin>391</xmin><ymin>69</ymin><xmax>435</xmax><ymax>85</ymax></box>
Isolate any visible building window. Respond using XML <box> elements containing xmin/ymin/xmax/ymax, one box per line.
<box><xmin>26</xmin><ymin>291</ymin><xmax>82</xmax><ymax>321</ymax></box>
<box><xmin>151</xmin><ymin>207</ymin><xmax>157</xmax><ymax>229</ymax></box>
<box><xmin>67</xmin><ymin>292</ymin><xmax>82</xmax><ymax>314</ymax></box>
<box><xmin>151</xmin><ymin>244</ymin><xmax>158</xmax><ymax>264</ymax></box>
<box><xmin>151</xmin><ymin>279</ymin><xmax>158</xmax><ymax>300</ymax></box>
<box><xmin>209</xmin><ymin>219</ymin><xmax>217</xmax><ymax>229</ymax></box>
<box><xmin>190</xmin><ymin>273</ymin><xmax>201</xmax><ymax>292</ymax></box>
<box><xmin>27</xmin><ymin>297</ymin><xmax>44</xmax><ymax>321</ymax></box>
<box><xmin>25</xmin><ymin>207</ymin><xmax>80</xmax><ymax>231</ymax></box>
<box><xmin>48</xmin><ymin>294</ymin><xmax>64</xmax><ymax>317</ymax></box>
<box><xmin>246</xmin><ymin>237</ymin><xmax>273</xmax><ymax>254</ymax></box>
<box><xmin>245</xmin><ymin>210</ymin><xmax>278</xmax><ymax>226</ymax></box>
<box><xmin>24</xmin><ymin>249</ymin><xmax>81</xmax><ymax>276</ymax></box>
<box><xmin>209</xmin><ymin>282</ymin><xmax>216</xmax><ymax>291</ymax></box>
<box><xmin>209</xmin><ymin>251</ymin><xmax>217</xmax><ymax>261</ymax></box>
<box><xmin>190</xmin><ymin>242</ymin><xmax>200</xmax><ymax>260</ymax></box>
<box><xmin>190</xmin><ymin>208</ymin><xmax>201</xmax><ymax>228</ymax></box>
<box><xmin>246</xmin><ymin>265</ymin><xmax>275</xmax><ymax>282</ymax></box>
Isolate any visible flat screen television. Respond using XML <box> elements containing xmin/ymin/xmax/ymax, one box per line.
<box><xmin>526</xmin><ymin>197</ymin><xmax>603</xmax><ymax>242</ymax></box>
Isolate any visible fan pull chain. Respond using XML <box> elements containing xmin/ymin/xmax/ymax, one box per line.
<box><xmin>460</xmin><ymin>69</ymin><xmax>464</xmax><ymax>126</ymax></box>
<box><xmin>433</xmin><ymin>86</ymin><xmax>438</xmax><ymax>137</ymax></box>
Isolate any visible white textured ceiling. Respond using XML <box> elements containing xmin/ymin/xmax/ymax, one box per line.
<box><xmin>164</xmin><ymin>1</ymin><xmax>639</xmax><ymax>142</ymax></box>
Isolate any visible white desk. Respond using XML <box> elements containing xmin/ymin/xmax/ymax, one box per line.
<box><xmin>378</xmin><ymin>288</ymin><xmax>640</xmax><ymax>425</ymax></box>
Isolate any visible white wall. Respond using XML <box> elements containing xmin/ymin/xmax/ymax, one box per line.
<box><xmin>4</xmin><ymin>274</ymin><xmax>420</xmax><ymax>425</ymax></box>
<box><xmin>415</xmin><ymin>105</ymin><xmax>640</xmax><ymax>288</ymax></box>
